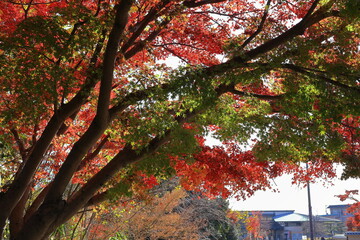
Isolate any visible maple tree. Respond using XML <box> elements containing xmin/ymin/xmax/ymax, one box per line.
<box><xmin>338</xmin><ymin>190</ymin><xmax>360</xmax><ymax>231</ymax></box>
<box><xmin>0</xmin><ymin>0</ymin><xmax>359</xmax><ymax>239</ymax></box>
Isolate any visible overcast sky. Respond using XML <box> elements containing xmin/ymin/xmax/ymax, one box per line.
<box><xmin>229</xmin><ymin>165</ymin><xmax>360</xmax><ymax>215</ymax></box>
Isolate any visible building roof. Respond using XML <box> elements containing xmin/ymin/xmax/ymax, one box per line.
<box><xmin>315</xmin><ymin>215</ymin><xmax>342</xmax><ymax>222</ymax></box>
<box><xmin>327</xmin><ymin>204</ymin><xmax>351</xmax><ymax>208</ymax></box>
<box><xmin>274</xmin><ymin>213</ymin><xmax>309</xmax><ymax>222</ymax></box>
<box><xmin>274</xmin><ymin>213</ymin><xmax>341</xmax><ymax>223</ymax></box>
<box><xmin>258</xmin><ymin>210</ymin><xmax>295</xmax><ymax>213</ymax></box>
<box><xmin>237</xmin><ymin>210</ymin><xmax>294</xmax><ymax>215</ymax></box>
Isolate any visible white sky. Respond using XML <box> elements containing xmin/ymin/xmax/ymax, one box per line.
<box><xmin>229</xmin><ymin>166</ymin><xmax>360</xmax><ymax>215</ymax></box>
<box><xmin>204</xmin><ymin>136</ymin><xmax>359</xmax><ymax>216</ymax></box>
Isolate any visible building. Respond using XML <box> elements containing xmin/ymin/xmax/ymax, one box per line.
<box><xmin>254</xmin><ymin>210</ymin><xmax>295</xmax><ymax>240</ymax></box>
<box><xmin>345</xmin><ymin>231</ymin><xmax>360</xmax><ymax>240</ymax></box>
<box><xmin>319</xmin><ymin>204</ymin><xmax>354</xmax><ymax>234</ymax></box>
<box><xmin>238</xmin><ymin>211</ymin><xmax>342</xmax><ymax>240</ymax></box>
<box><xmin>274</xmin><ymin>212</ymin><xmax>342</xmax><ymax>240</ymax></box>
<box><xmin>326</xmin><ymin>204</ymin><xmax>352</xmax><ymax>224</ymax></box>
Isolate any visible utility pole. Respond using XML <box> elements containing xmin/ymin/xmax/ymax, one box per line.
<box><xmin>306</xmin><ymin>163</ymin><xmax>315</xmax><ymax>240</ymax></box>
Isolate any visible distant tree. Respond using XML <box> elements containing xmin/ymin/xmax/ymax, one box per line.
<box><xmin>83</xmin><ymin>180</ymin><xmax>240</xmax><ymax>240</ymax></box>
<box><xmin>178</xmin><ymin>192</ymin><xmax>239</xmax><ymax>240</ymax></box>
<box><xmin>244</xmin><ymin>212</ymin><xmax>263</xmax><ymax>240</ymax></box>
<box><xmin>227</xmin><ymin>211</ymin><xmax>250</xmax><ymax>239</ymax></box>
<box><xmin>302</xmin><ymin>219</ymin><xmax>344</xmax><ymax>238</ymax></box>
<box><xmin>89</xmin><ymin>188</ymin><xmax>202</xmax><ymax>240</ymax></box>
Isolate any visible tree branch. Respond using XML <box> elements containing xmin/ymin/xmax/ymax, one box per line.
<box><xmin>216</xmin><ymin>83</ymin><xmax>284</xmax><ymax>101</ymax></box>
<box><xmin>77</xmin><ymin>135</ymin><xmax>110</xmax><ymax>171</ymax></box>
<box><xmin>124</xmin><ymin>11</ymin><xmax>174</xmax><ymax>59</ymax></box>
<box><xmin>10</xmin><ymin>129</ymin><xmax>26</xmax><ymax>161</ymax></box>
<box><xmin>4</xmin><ymin>0</ymin><xmax>60</xmax><ymax>5</ymax></box>
<box><xmin>43</xmin><ymin>0</ymin><xmax>133</xmax><ymax>205</ymax></box>
<box><xmin>153</xmin><ymin>42</ymin><xmax>208</xmax><ymax>51</ymax></box>
<box><xmin>183</xmin><ymin>0</ymin><xmax>226</xmax><ymax>8</ymax></box>
<box><xmin>5</xmin><ymin>1</ymin><xmax>131</xmax><ymax>237</ymax></box>
<box><xmin>0</xmin><ymin>28</ymin><xmax>106</xmax><ymax>232</ymax></box>
<box><xmin>121</xmin><ymin>0</ymin><xmax>171</xmax><ymax>53</ymax></box>
<box><xmin>54</xmin><ymin>78</ymin><xmax>282</xmax><ymax>226</ymax></box>
<box><xmin>159</xmin><ymin>46</ymin><xmax>191</xmax><ymax>64</ymax></box>
<box><xmin>23</xmin><ymin>184</ymin><xmax>51</xmax><ymax>223</ymax></box>
<box><xmin>302</xmin><ymin>0</ymin><xmax>321</xmax><ymax>21</ymax></box>
<box><xmin>54</xmin><ymin>108</ymin><xmax>201</xmax><ymax>228</ymax></box>
<box><xmin>281</xmin><ymin>63</ymin><xmax>360</xmax><ymax>94</ymax></box>
<box><xmin>240</xmin><ymin>0</ymin><xmax>272</xmax><ymax>50</ymax></box>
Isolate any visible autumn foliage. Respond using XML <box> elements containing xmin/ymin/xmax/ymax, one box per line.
<box><xmin>0</xmin><ymin>0</ymin><xmax>359</xmax><ymax>239</ymax></box>
<box><xmin>245</xmin><ymin>212</ymin><xmax>263</xmax><ymax>240</ymax></box>
<box><xmin>338</xmin><ymin>190</ymin><xmax>360</xmax><ymax>231</ymax></box>
<box><xmin>88</xmin><ymin>188</ymin><xmax>202</xmax><ymax>240</ymax></box>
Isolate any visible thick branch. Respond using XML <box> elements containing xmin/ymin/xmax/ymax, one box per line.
<box><xmin>97</xmin><ymin>1</ymin><xmax>133</xmax><ymax>119</ymax></box>
<box><xmin>77</xmin><ymin>135</ymin><xmax>110</xmax><ymax>171</ymax></box>
<box><xmin>302</xmin><ymin>0</ymin><xmax>321</xmax><ymax>20</ymax></box>
<box><xmin>43</xmin><ymin>0</ymin><xmax>133</xmax><ymax>206</ymax></box>
<box><xmin>0</xmin><ymin>31</ymin><xmax>105</xmax><ymax>233</ymax></box>
<box><xmin>14</xmin><ymin>3</ymin><xmax>133</xmax><ymax>239</ymax></box>
<box><xmin>9</xmin><ymin>186</ymin><xmax>30</xmax><ymax>238</ymax></box>
<box><xmin>24</xmin><ymin>185</ymin><xmax>51</xmax><ymax>223</ymax></box>
<box><xmin>53</xmin><ymin>109</ymin><xmax>201</xmax><ymax>229</ymax></box>
<box><xmin>1</xmin><ymin>16</ymin><xmax>107</xmax><ymax>240</ymax></box>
